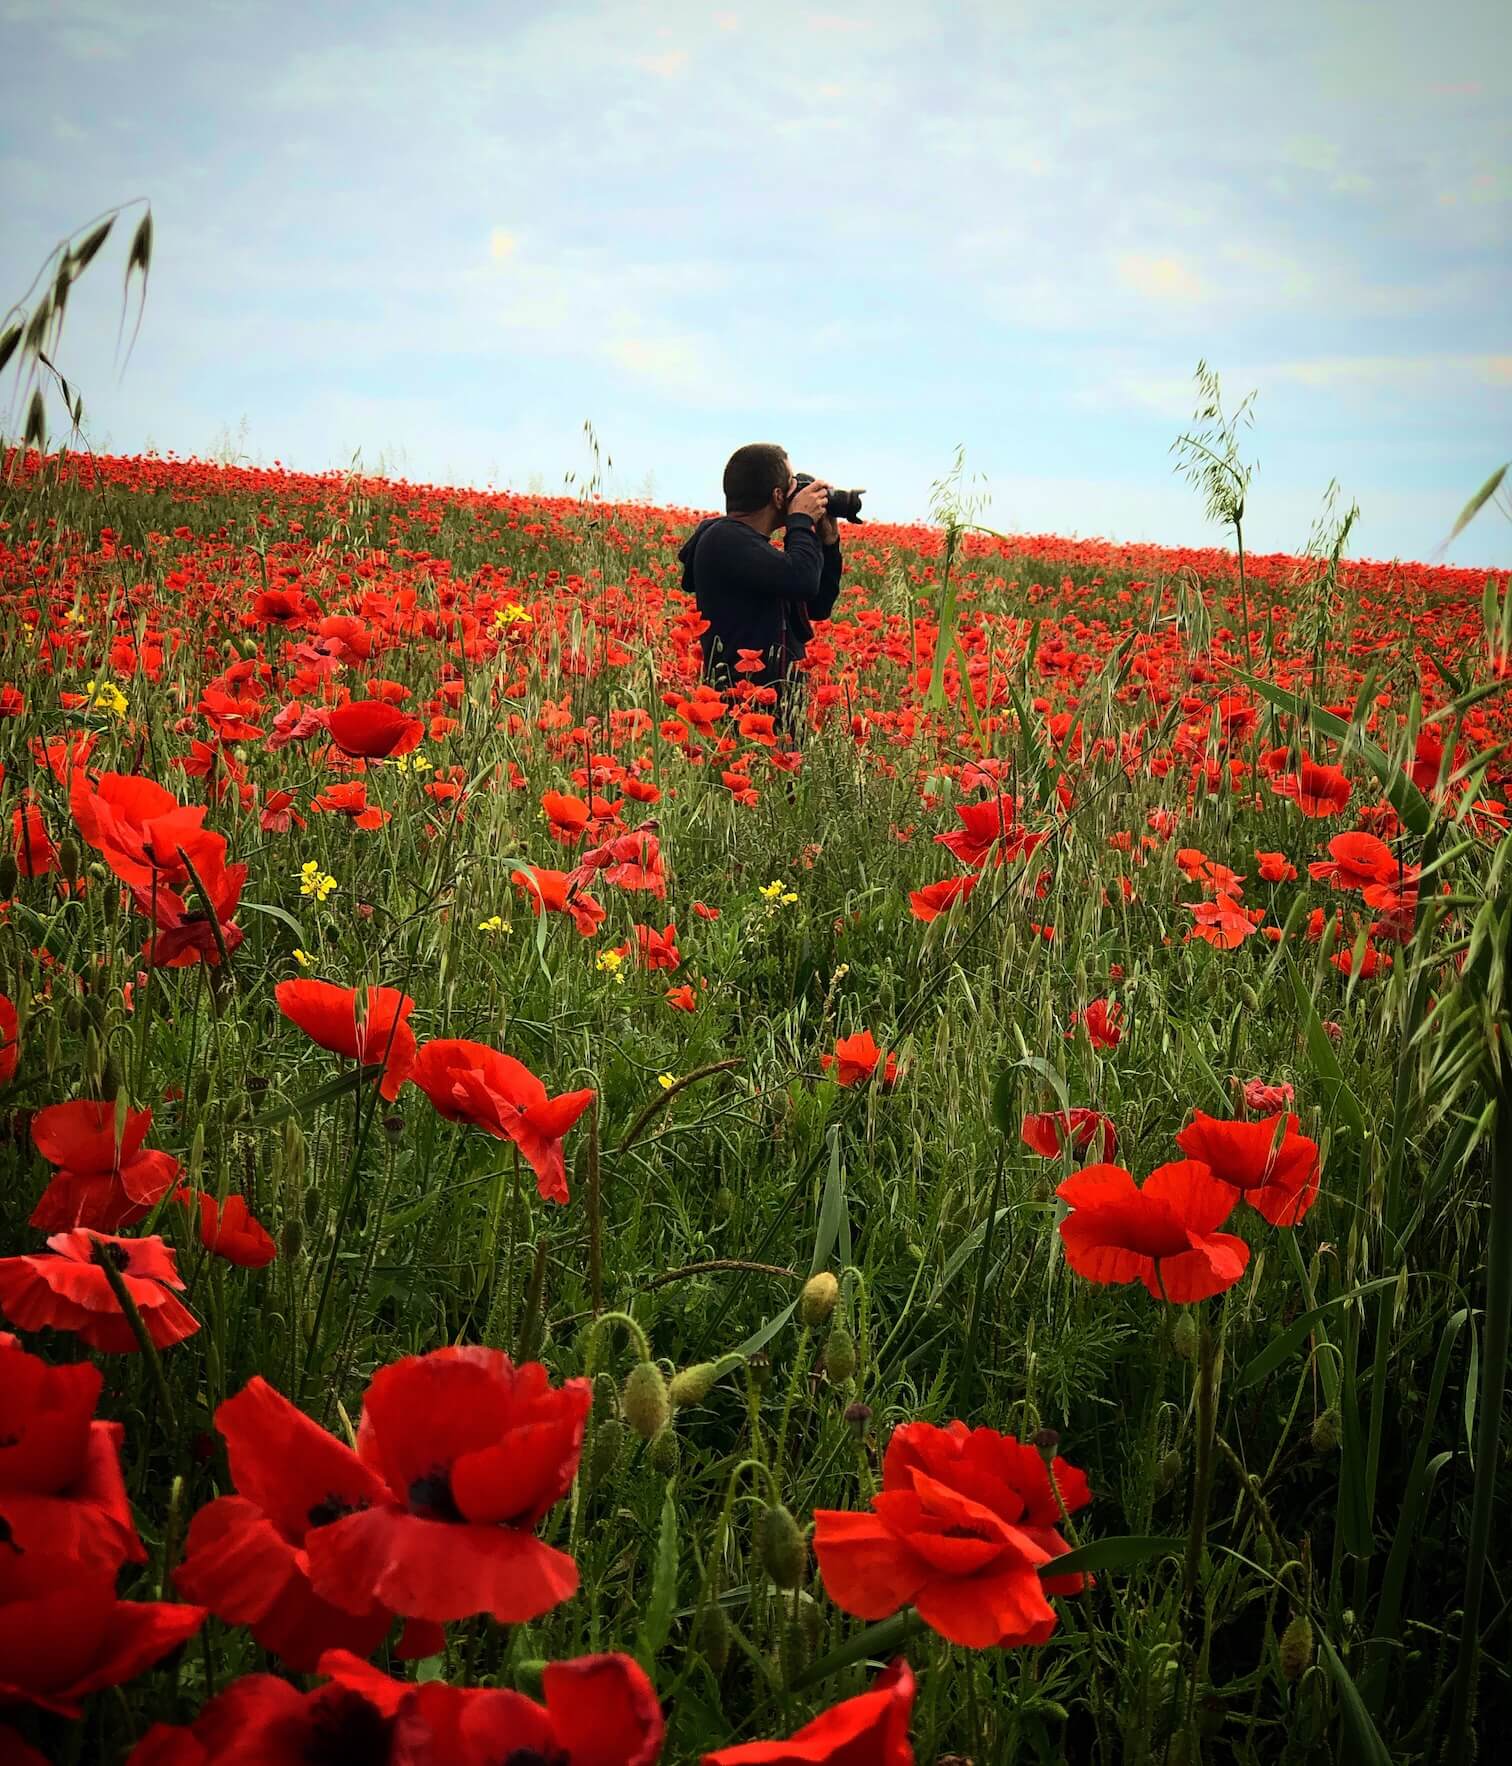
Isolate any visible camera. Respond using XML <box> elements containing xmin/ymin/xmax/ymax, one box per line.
<box><xmin>792</xmin><ymin>472</ymin><xmax>864</xmax><ymax>523</ymax></box>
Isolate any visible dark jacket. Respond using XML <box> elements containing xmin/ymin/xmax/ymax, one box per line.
<box><xmin>678</xmin><ymin>512</ymin><xmax>843</xmax><ymax>692</ymax></box>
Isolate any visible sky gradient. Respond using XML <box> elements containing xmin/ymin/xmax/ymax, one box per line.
<box><xmin>2</xmin><ymin>0</ymin><xmax>1509</xmax><ymax>564</ymax></box>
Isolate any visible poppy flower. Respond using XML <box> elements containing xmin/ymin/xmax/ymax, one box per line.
<box><xmin>409</xmin><ymin>1040</ymin><xmax>594</xmax><ymax>1203</ymax></box>
<box><xmin>70</xmin><ymin>771</ymin><xmax>213</xmax><ymax>890</ymax></box>
<box><xmin>447</xmin><ymin>1653</ymin><xmax>664</xmax><ymax>1765</ymax></box>
<box><xmin>1271</xmin><ymin>761</ymin><xmax>1352</xmax><ymax>818</ymax></box>
<box><xmin>0</xmin><ymin>1547</ymin><xmax>203</xmax><ymax>1717</ymax></box>
<box><xmin>510</xmin><ymin>865</ymin><xmax>607</xmax><ymax>937</ymax></box>
<box><xmin>1255</xmin><ymin>850</ymin><xmax>1297</xmax><ymax>883</ymax></box>
<box><xmin>908</xmin><ymin>873</ymin><xmax>979</xmax><ymax>922</ymax></box>
<box><xmin>1187</xmin><ymin>893</ymin><xmax>1261</xmax><ymax>949</ymax></box>
<box><xmin>28</xmin><ymin>1099</ymin><xmax>181</xmax><ymax>1234</ymax></box>
<box><xmin>173</xmin><ymin>1376</ymin><xmax>404</xmax><ymax>1670</ymax></box>
<box><xmin>1240</xmin><ymin>1078</ymin><xmax>1295</xmax><ymax>1114</ymax></box>
<box><xmin>1174</xmin><ymin>1110</ymin><xmax>1320</xmax><ymax>1226</ymax></box>
<box><xmin>302</xmin><ymin>1347</ymin><xmax>591</xmax><ymax>1625</ymax></box>
<box><xmin>258</xmin><ymin>787</ymin><xmax>305</xmax><ymax>834</ymax></box>
<box><xmin>0</xmin><ymin>993</ymin><xmax>17</xmax><ymax>1087</ymax></box>
<box><xmin>0</xmin><ymin>1726</ymin><xmax>47</xmax><ymax>1766</ymax></box>
<box><xmin>1021</xmin><ymin>1108</ymin><xmax>1116</xmax><ymax>1162</ymax></box>
<box><xmin>325</xmin><ymin>700</ymin><xmax>424</xmax><ymax>759</ymax></box>
<box><xmin>632</xmin><ymin>922</ymin><xmax>682</xmax><ymax>970</ymax></box>
<box><xmin>664</xmin><ymin>983</ymin><xmax>698</xmax><ymax>1012</ymax></box>
<box><xmin>572</xmin><ymin>827</ymin><xmax>668</xmax><ymax>897</ymax></box>
<box><xmin>1056</xmin><ymin>1161</ymin><xmax>1249</xmax><ymax>1302</ymax></box>
<box><xmin>702</xmin><ymin>1659</ymin><xmax>915</xmax><ymax>1764</ymax></box>
<box><xmin>0</xmin><ymin>1340</ymin><xmax>142</xmax><ymax>1572</ymax></box>
<box><xmin>542</xmin><ymin>789</ymin><xmax>591</xmax><ymax>842</ymax></box>
<box><xmin>692</xmin><ymin>899</ymin><xmax>721</xmax><ymax>920</ymax></box>
<box><xmin>0</xmin><ymin>1231</ymin><xmax>199</xmax><ymax>1353</ymax></box>
<box><xmin>1332</xmin><ymin>942</ymin><xmax>1392</xmax><ymax>977</ymax></box>
<box><xmin>175</xmin><ymin>1189</ymin><xmax>278</xmax><ymax>1268</ymax></box>
<box><xmin>12</xmin><ymin>803</ymin><xmax>58</xmax><ymax>878</ymax></box>
<box><xmin>132</xmin><ymin>843</ymin><xmax>246</xmax><ymax>969</ymax></box>
<box><xmin>274</xmin><ymin>979</ymin><xmax>417</xmax><ymax>1101</ymax></box>
<box><xmin>821</xmin><ymin>1030</ymin><xmax>899</xmax><ymax>1089</ymax></box>
<box><xmin>310</xmin><ymin>780</ymin><xmax>391</xmax><ymax>831</ymax></box>
<box><xmin>1068</xmin><ymin>997</ymin><xmax>1122</xmax><ymax>1050</ymax></box>
<box><xmin>936</xmin><ymin>793</ymin><xmax>1021</xmax><ymax>867</ymax></box>
<box><xmin>813</xmin><ymin>1421</ymin><xmax>1089</xmax><ymax>1649</ymax></box>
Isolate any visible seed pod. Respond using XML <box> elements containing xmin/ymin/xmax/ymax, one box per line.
<box><xmin>381</xmin><ymin>1114</ymin><xmax>405</xmax><ymax>1143</ymax></box>
<box><xmin>58</xmin><ymin>837</ymin><xmax>80</xmax><ymax>889</ymax></box>
<box><xmin>696</xmin><ymin>1601</ymin><xmax>731</xmax><ymax>1674</ymax></box>
<box><xmin>669</xmin><ymin>1361</ymin><xmax>719</xmax><ymax>1409</ymax></box>
<box><xmin>1279</xmin><ymin>1613</ymin><xmax>1314</xmax><ymax>1681</ymax></box>
<box><xmin>755</xmin><ymin>1503</ymin><xmax>807</xmax><ymax>1590</ymax></box>
<box><xmin>621</xmin><ymin>1361</ymin><xmax>670</xmax><ymax>1440</ymax></box>
<box><xmin>647</xmin><ymin>1427</ymin><xmax>679</xmax><ymax>1476</ymax></box>
<box><xmin>0</xmin><ymin>855</ymin><xmax>17</xmax><ymax>899</ymax></box>
<box><xmin>799</xmin><ymin>1271</ymin><xmax>839</xmax><ymax>1327</ymax></box>
<box><xmin>1310</xmin><ymin>1408</ymin><xmax>1340</xmax><ymax>1454</ymax></box>
<box><xmin>588</xmin><ymin>1416</ymin><xmax>624</xmax><ymax>1487</ymax></box>
<box><xmin>823</xmin><ymin>1326</ymin><xmax>856</xmax><ymax>1385</ymax></box>
<box><xmin>748</xmin><ymin>1351</ymin><xmax>772</xmax><ymax>1393</ymax></box>
<box><xmin>1172</xmin><ymin>1311</ymin><xmax>1199</xmax><ymax>1361</ymax></box>
<box><xmin>844</xmin><ymin>1400</ymin><xmax>872</xmax><ymax>1434</ymax></box>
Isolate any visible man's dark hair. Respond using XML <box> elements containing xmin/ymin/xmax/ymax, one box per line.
<box><xmin>723</xmin><ymin>442</ymin><xmax>789</xmax><ymax>514</ymax></box>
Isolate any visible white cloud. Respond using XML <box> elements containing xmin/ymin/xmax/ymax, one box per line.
<box><xmin>1115</xmin><ymin>254</ymin><xmax>1210</xmax><ymax>304</ymax></box>
<box><xmin>488</xmin><ymin>229</ymin><xmax>518</xmax><ymax>262</ymax></box>
<box><xmin>632</xmin><ymin>49</ymin><xmax>689</xmax><ymax>79</ymax></box>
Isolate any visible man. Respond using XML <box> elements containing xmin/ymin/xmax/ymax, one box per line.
<box><xmin>678</xmin><ymin>443</ymin><xmax>844</xmax><ymax>735</ymax></box>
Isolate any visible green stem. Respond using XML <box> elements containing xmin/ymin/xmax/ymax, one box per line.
<box><xmin>789</xmin><ymin>1609</ymin><xmax>928</xmax><ymax>1691</ymax></box>
<box><xmin>1183</xmin><ymin>1309</ymin><xmax>1219</xmax><ymax>1607</ymax></box>
<box><xmin>98</xmin><ymin>1250</ymin><xmax>176</xmax><ymax>1430</ymax></box>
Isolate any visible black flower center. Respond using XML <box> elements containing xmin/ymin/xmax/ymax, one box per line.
<box><xmin>306</xmin><ymin>1492</ymin><xmax>371</xmax><ymax>1529</ymax></box>
<box><xmin>502</xmin><ymin>1751</ymin><xmax>569</xmax><ymax>1766</ymax></box>
<box><xmin>302</xmin><ymin>1689</ymin><xmax>394</xmax><ymax>1766</ymax></box>
<box><xmin>408</xmin><ymin>1467</ymin><xmax>464</xmax><ymax>1523</ymax></box>
<box><xmin>93</xmin><ymin>1241</ymin><xmax>132</xmax><ymax>1271</ymax></box>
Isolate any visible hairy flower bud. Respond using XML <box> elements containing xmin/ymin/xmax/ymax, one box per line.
<box><xmin>756</xmin><ymin>1503</ymin><xmax>807</xmax><ymax>1590</ymax></box>
<box><xmin>1279</xmin><ymin>1613</ymin><xmax>1314</xmax><ymax>1681</ymax></box>
<box><xmin>669</xmin><ymin>1361</ymin><xmax>719</xmax><ymax>1409</ymax></box>
<box><xmin>647</xmin><ymin>1427</ymin><xmax>679</xmax><ymax>1476</ymax></box>
<box><xmin>622</xmin><ymin>1360</ymin><xmax>670</xmax><ymax>1440</ymax></box>
<box><xmin>58</xmin><ymin>837</ymin><xmax>80</xmax><ymax>889</ymax></box>
<box><xmin>696</xmin><ymin>1601</ymin><xmax>732</xmax><ymax>1674</ymax></box>
<box><xmin>592</xmin><ymin>1370</ymin><xmax>620</xmax><ymax>1416</ymax></box>
<box><xmin>1310</xmin><ymin>1408</ymin><xmax>1340</xmax><ymax>1455</ymax></box>
<box><xmin>279</xmin><ymin>1217</ymin><xmax>303</xmax><ymax>1261</ymax></box>
<box><xmin>0</xmin><ymin>855</ymin><xmax>17</xmax><ymax>900</ymax></box>
<box><xmin>1172</xmin><ymin>1311</ymin><xmax>1199</xmax><ymax>1361</ymax></box>
<box><xmin>589</xmin><ymin>1416</ymin><xmax>625</xmax><ymax>1487</ymax></box>
<box><xmin>800</xmin><ymin>1271</ymin><xmax>840</xmax><ymax>1327</ymax></box>
<box><xmin>823</xmin><ymin>1326</ymin><xmax>856</xmax><ymax>1385</ymax></box>
<box><xmin>1156</xmin><ymin>1448</ymin><xmax>1183</xmax><ymax>1494</ymax></box>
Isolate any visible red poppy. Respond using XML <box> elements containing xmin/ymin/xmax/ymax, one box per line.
<box><xmin>1240</xmin><ymin>1078</ymin><xmax>1295</xmax><ymax>1114</ymax></box>
<box><xmin>302</xmin><ymin>1347</ymin><xmax>590</xmax><ymax>1625</ymax></box>
<box><xmin>1174</xmin><ymin>1110</ymin><xmax>1320</xmax><ymax>1226</ymax></box>
<box><xmin>1021</xmin><ymin>1108</ymin><xmax>1116</xmax><ymax>1162</ymax></box>
<box><xmin>1187</xmin><ymin>892</ymin><xmax>1261</xmax><ymax>949</ymax></box>
<box><xmin>274</xmin><ymin>979</ymin><xmax>417</xmax><ymax>1101</ymax></box>
<box><xmin>29</xmin><ymin>1099</ymin><xmax>181</xmax><ymax>1233</ymax></box>
<box><xmin>325</xmin><ymin>700</ymin><xmax>424</xmax><ymax>759</ymax></box>
<box><xmin>69</xmin><ymin>771</ymin><xmax>212</xmax><ymax>890</ymax></box>
<box><xmin>447</xmin><ymin>1653</ymin><xmax>665</xmax><ymax>1765</ymax></box>
<box><xmin>0</xmin><ymin>1547</ymin><xmax>203</xmax><ymax>1717</ymax></box>
<box><xmin>173</xmin><ymin>1376</ymin><xmax>403</xmax><ymax>1670</ymax></box>
<box><xmin>1068</xmin><ymin>997</ymin><xmax>1122</xmax><ymax>1050</ymax></box>
<box><xmin>12</xmin><ymin>803</ymin><xmax>58</xmax><ymax>878</ymax></box>
<box><xmin>1255</xmin><ymin>850</ymin><xmax>1297</xmax><ymax>883</ymax></box>
<box><xmin>813</xmin><ymin>1421</ymin><xmax>1089</xmax><ymax>1648</ymax></box>
<box><xmin>510</xmin><ymin>865</ymin><xmax>607</xmax><ymax>937</ymax></box>
<box><xmin>821</xmin><ymin>1030</ymin><xmax>899</xmax><ymax>1089</ymax></box>
<box><xmin>0</xmin><ymin>1231</ymin><xmax>199</xmax><ymax>1353</ymax></box>
<box><xmin>632</xmin><ymin>922</ymin><xmax>682</xmax><ymax>970</ymax></box>
<box><xmin>1332</xmin><ymin>942</ymin><xmax>1392</xmax><ymax>977</ymax></box>
<box><xmin>692</xmin><ymin>899</ymin><xmax>721</xmax><ymax>920</ymax></box>
<box><xmin>703</xmin><ymin>1659</ymin><xmax>915</xmax><ymax>1764</ymax></box>
<box><xmin>175</xmin><ymin>1189</ymin><xmax>278</xmax><ymax>1268</ymax></box>
<box><xmin>132</xmin><ymin>844</ymin><xmax>246</xmax><ymax>969</ymax></box>
<box><xmin>1056</xmin><ymin>1161</ymin><xmax>1249</xmax><ymax>1302</ymax></box>
<box><xmin>0</xmin><ymin>1725</ymin><xmax>47</xmax><ymax>1766</ymax></box>
<box><xmin>310</xmin><ymin>779</ymin><xmax>391</xmax><ymax>831</ymax></box>
<box><xmin>572</xmin><ymin>826</ymin><xmax>668</xmax><ymax>898</ymax></box>
<box><xmin>0</xmin><ymin>1339</ymin><xmax>142</xmax><ymax>1572</ymax></box>
<box><xmin>258</xmin><ymin>787</ymin><xmax>305</xmax><ymax>834</ymax></box>
<box><xmin>0</xmin><ymin>994</ymin><xmax>17</xmax><ymax>1087</ymax></box>
<box><xmin>908</xmin><ymin>873</ymin><xmax>979</xmax><ymax>922</ymax></box>
<box><xmin>410</xmin><ymin>1040</ymin><xmax>593</xmax><ymax>1203</ymax></box>
<box><xmin>1271</xmin><ymin>761</ymin><xmax>1352</xmax><ymax>818</ymax></box>
<box><xmin>664</xmin><ymin>983</ymin><xmax>698</xmax><ymax>1012</ymax></box>
<box><xmin>936</xmin><ymin>793</ymin><xmax>1025</xmax><ymax>868</ymax></box>
<box><xmin>542</xmin><ymin>789</ymin><xmax>591</xmax><ymax>843</ymax></box>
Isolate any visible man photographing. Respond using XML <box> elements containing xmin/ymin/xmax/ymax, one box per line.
<box><xmin>678</xmin><ymin>443</ymin><xmax>858</xmax><ymax>735</ymax></box>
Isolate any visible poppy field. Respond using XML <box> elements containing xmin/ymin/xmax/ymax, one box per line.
<box><xmin>1</xmin><ymin>445</ymin><xmax>1510</xmax><ymax>1763</ymax></box>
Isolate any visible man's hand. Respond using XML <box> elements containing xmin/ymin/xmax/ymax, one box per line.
<box><xmin>817</xmin><ymin>514</ymin><xmax>840</xmax><ymax>546</ymax></box>
<box><xmin>787</xmin><ymin>479</ymin><xmax>830</xmax><ymax>524</ymax></box>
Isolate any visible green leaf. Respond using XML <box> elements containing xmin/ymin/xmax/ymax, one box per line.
<box><xmin>1236</xmin><ymin>1276</ymin><xmax>1400</xmax><ymax>1389</ymax></box>
<box><xmin>638</xmin><ymin>1479</ymin><xmax>679</xmax><ymax>1661</ymax></box>
<box><xmin>239</xmin><ymin>899</ymin><xmax>308</xmax><ymax>941</ymax></box>
<box><xmin>1041</xmin><ymin>1535</ymin><xmax>1184</xmax><ymax>1579</ymax></box>
<box><xmin>1286</xmin><ymin>952</ymin><xmax>1367</xmax><ymax>1137</ymax></box>
<box><xmin>990</xmin><ymin>1068</ymin><xmax>1017</xmax><ymax>1138</ymax></box>
<box><xmin>1440</xmin><ymin>463</ymin><xmax>1508</xmax><ymax>552</ymax></box>
<box><xmin>1318</xmin><ymin>1632</ymin><xmax>1393</xmax><ymax>1766</ymax></box>
<box><xmin>812</xmin><ymin>1126</ymin><xmax>848</xmax><ymax>1275</ymax></box>
<box><xmin>247</xmin><ymin>1064</ymin><xmax>371</xmax><ymax>1128</ymax></box>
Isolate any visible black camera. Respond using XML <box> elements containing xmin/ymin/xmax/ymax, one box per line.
<box><xmin>793</xmin><ymin>472</ymin><xmax>864</xmax><ymax>523</ymax></box>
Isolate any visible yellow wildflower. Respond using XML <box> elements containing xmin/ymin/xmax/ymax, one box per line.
<box><xmin>292</xmin><ymin>948</ymin><xmax>314</xmax><ymax>967</ymax></box>
<box><xmin>658</xmin><ymin>1072</ymin><xmax>677</xmax><ymax>1090</ymax></box>
<box><xmin>298</xmin><ymin>860</ymin><xmax>338</xmax><ymax>902</ymax></box>
<box><xmin>478</xmin><ymin>914</ymin><xmax>511</xmax><ymax>935</ymax></box>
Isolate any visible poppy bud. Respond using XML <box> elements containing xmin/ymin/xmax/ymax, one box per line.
<box><xmin>190</xmin><ymin>1071</ymin><xmax>213</xmax><ymax>1107</ymax></box>
<box><xmin>647</xmin><ymin>1427</ymin><xmax>679</xmax><ymax>1476</ymax></box>
<box><xmin>592</xmin><ymin>1370</ymin><xmax>620</xmax><ymax>1416</ymax></box>
<box><xmin>1310</xmin><ymin>1408</ymin><xmax>1340</xmax><ymax>1454</ymax></box>
<box><xmin>1156</xmin><ymin>1448</ymin><xmax>1183</xmax><ymax>1493</ymax></box>
<box><xmin>714</xmin><ymin>1185</ymin><xmax>736</xmax><ymax>1220</ymax></box>
<box><xmin>58</xmin><ymin>837</ymin><xmax>80</xmax><ymax>888</ymax></box>
<box><xmin>780</xmin><ymin>1609</ymin><xmax>812</xmax><ymax>1682</ymax></box>
<box><xmin>1240</xmin><ymin>982</ymin><xmax>1261</xmax><ymax>1011</ymax></box>
<box><xmin>824</xmin><ymin>1326</ymin><xmax>856</xmax><ymax>1385</ymax></box>
<box><xmin>84</xmin><ymin>992</ymin><xmax>108</xmax><ymax>1035</ymax></box>
<box><xmin>622</xmin><ymin>1361</ymin><xmax>670</xmax><ymax>1440</ymax></box>
<box><xmin>756</xmin><ymin>1503</ymin><xmax>807</xmax><ymax>1590</ymax></box>
<box><xmin>1279</xmin><ymin>1614</ymin><xmax>1313</xmax><ymax>1681</ymax></box>
<box><xmin>63</xmin><ymin>996</ymin><xmax>83</xmax><ymax>1035</ymax></box>
<box><xmin>279</xmin><ymin>1217</ymin><xmax>303</xmax><ymax>1261</ymax></box>
<box><xmin>302</xmin><ymin>1307</ymin><xmax>318</xmax><ymax>1344</ymax></box>
<box><xmin>669</xmin><ymin>1361</ymin><xmax>719</xmax><ymax>1409</ymax></box>
<box><xmin>100</xmin><ymin>882</ymin><xmax>119</xmax><ymax>923</ymax></box>
<box><xmin>1172</xmin><ymin>1311</ymin><xmax>1199</xmax><ymax>1361</ymax></box>
<box><xmin>800</xmin><ymin>1271</ymin><xmax>839</xmax><ymax>1326</ymax></box>
<box><xmin>0</xmin><ymin>855</ymin><xmax>16</xmax><ymax>899</ymax></box>
<box><xmin>99</xmin><ymin>1052</ymin><xmax>122</xmax><ymax>1102</ymax></box>
<box><xmin>588</xmin><ymin>1416</ymin><xmax>624</xmax><ymax>1487</ymax></box>
<box><xmin>302</xmin><ymin>1183</ymin><xmax>324</xmax><ymax>1229</ymax></box>
<box><xmin>696</xmin><ymin>1601</ymin><xmax>732</xmax><ymax>1674</ymax></box>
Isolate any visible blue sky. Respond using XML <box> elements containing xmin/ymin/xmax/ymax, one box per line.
<box><xmin>3</xmin><ymin>0</ymin><xmax>1509</xmax><ymax>564</ymax></box>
